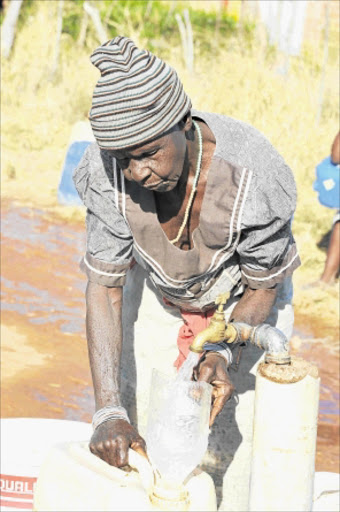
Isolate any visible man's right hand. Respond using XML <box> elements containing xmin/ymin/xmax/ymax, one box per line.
<box><xmin>89</xmin><ymin>419</ymin><xmax>147</xmax><ymax>468</ymax></box>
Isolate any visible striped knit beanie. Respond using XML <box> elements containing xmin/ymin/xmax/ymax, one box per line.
<box><xmin>89</xmin><ymin>36</ymin><xmax>192</xmax><ymax>150</ymax></box>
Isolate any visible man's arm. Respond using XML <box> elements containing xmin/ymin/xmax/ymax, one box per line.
<box><xmin>86</xmin><ymin>281</ymin><xmax>146</xmax><ymax>467</ymax></box>
<box><xmin>229</xmin><ymin>286</ymin><xmax>277</xmax><ymax>325</ymax></box>
<box><xmin>86</xmin><ymin>281</ymin><xmax>123</xmax><ymax>409</ymax></box>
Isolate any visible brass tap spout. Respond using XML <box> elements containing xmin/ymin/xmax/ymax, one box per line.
<box><xmin>190</xmin><ymin>293</ymin><xmax>234</xmax><ymax>353</ymax></box>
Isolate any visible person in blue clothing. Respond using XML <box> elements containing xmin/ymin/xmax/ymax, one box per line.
<box><xmin>318</xmin><ymin>132</ymin><xmax>340</xmax><ymax>285</ymax></box>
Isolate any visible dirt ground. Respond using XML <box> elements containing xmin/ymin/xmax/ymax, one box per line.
<box><xmin>1</xmin><ymin>201</ymin><xmax>339</xmax><ymax>472</ymax></box>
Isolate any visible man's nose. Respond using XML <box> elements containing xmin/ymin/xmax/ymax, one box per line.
<box><xmin>128</xmin><ymin>161</ymin><xmax>151</xmax><ymax>184</ymax></box>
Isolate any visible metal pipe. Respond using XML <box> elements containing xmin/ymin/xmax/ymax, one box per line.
<box><xmin>232</xmin><ymin>322</ymin><xmax>291</xmax><ymax>365</ymax></box>
<box><xmin>190</xmin><ymin>320</ymin><xmax>290</xmax><ymax>365</ymax></box>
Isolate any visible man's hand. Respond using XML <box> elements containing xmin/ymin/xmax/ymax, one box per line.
<box><xmin>89</xmin><ymin>418</ymin><xmax>147</xmax><ymax>467</ymax></box>
<box><xmin>194</xmin><ymin>352</ymin><xmax>234</xmax><ymax>427</ymax></box>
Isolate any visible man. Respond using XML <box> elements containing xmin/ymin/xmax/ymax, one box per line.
<box><xmin>74</xmin><ymin>36</ymin><xmax>300</xmax><ymax>510</ymax></box>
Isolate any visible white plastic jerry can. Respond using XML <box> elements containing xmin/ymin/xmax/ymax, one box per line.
<box><xmin>0</xmin><ymin>418</ymin><xmax>93</xmax><ymax>512</ymax></box>
<box><xmin>33</xmin><ymin>442</ymin><xmax>217</xmax><ymax>512</ymax></box>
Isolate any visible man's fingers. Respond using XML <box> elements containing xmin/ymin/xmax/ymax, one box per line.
<box><xmin>193</xmin><ymin>355</ymin><xmax>235</xmax><ymax>426</ymax></box>
<box><xmin>89</xmin><ymin>443</ymin><xmax>103</xmax><ymax>462</ymax></box>
<box><xmin>115</xmin><ymin>436</ymin><xmax>130</xmax><ymax>467</ymax></box>
<box><xmin>209</xmin><ymin>381</ymin><xmax>235</xmax><ymax>426</ymax></box>
<box><xmin>94</xmin><ymin>441</ymin><xmax>111</xmax><ymax>464</ymax></box>
<box><xmin>90</xmin><ymin>438</ymin><xmax>145</xmax><ymax>468</ymax></box>
<box><xmin>209</xmin><ymin>394</ymin><xmax>228</xmax><ymax>426</ymax></box>
<box><xmin>196</xmin><ymin>364</ymin><xmax>214</xmax><ymax>383</ymax></box>
<box><xmin>131</xmin><ymin>439</ymin><xmax>148</xmax><ymax>459</ymax></box>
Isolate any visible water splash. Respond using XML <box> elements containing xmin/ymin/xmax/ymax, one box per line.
<box><xmin>176</xmin><ymin>351</ymin><xmax>200</xmax><ymax>381</ymax></box>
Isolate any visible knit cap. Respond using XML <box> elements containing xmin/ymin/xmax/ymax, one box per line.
<box><xmin>89</xmin><ymin>36</ymin><xmax>192</xmax><ymax>150</ymax></box>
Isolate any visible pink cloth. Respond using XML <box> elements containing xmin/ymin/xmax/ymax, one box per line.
<box><xmin>174</xmin><ymin>309</ymin><xmax>214</xmax><ymax>370</ymax></box>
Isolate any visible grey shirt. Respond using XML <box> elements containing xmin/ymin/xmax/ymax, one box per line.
<box><xmin>73</xmin><ymin>110</ymin><xmax>300</xmax><ymax>311</ymax></box>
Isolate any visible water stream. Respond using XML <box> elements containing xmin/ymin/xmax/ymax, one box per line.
<box><xmin>176</xmin><ymin>351</ymin><xmax>200</xmax><ymax>381</ymax></box>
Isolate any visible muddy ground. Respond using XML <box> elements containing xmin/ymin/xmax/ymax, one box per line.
<box><xmin>1</xmin><ymin>201</ymin><xmax>339</xmax><ymax>472</ymax></box>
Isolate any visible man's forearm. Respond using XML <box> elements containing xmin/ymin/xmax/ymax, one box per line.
<box><xmin>229</xmin><ymin>286</ymin><xmax>277</xmax><ymax>326</ymax></box>
<box><xmin>86</xmin><ymin>281</ymin><xmax>123</xmax><ymax>410</ymax></box>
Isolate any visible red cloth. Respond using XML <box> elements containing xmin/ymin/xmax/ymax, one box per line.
<box><xmin>174</xmin><ymin>309</ymin><xmax>214</xmax><ymax>370</ymax></box>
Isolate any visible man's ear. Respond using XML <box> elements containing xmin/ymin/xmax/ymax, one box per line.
<box><xmin>182</xmin><ymin>112</ymin><xmax>192</xmax><ymax>133</ymax></box>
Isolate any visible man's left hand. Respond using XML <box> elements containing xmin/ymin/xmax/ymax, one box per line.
<box><xmin>194</xmin><ymin>352</ymin><xmax>234</xmax><ymax>427</ymax></box>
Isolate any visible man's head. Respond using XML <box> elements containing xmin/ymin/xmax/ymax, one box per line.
<box><xmin>110</xmin><ymin>112</ymin><xmax>193</xmax><ymax>192</ymax></box>
<box><xmin>89</xmin><ymin>36</ymin><xmax>192</xmax><ymax>152</ymax></box>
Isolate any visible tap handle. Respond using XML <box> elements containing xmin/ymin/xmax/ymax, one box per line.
<box><xmin>215</xmin><ymin>292</ymin><xmax>230</xmax><ymax>312</ymax></box>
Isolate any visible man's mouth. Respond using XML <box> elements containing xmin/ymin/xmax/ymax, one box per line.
<box><xmin>143</xmin><ymin>182</ymin><xmax>162</xmax><ymax>190</ymax></box>
<box><xmin>143</xmin><ymin>179</ymin><xmax>177</xmax><ymax>192</ymax></box>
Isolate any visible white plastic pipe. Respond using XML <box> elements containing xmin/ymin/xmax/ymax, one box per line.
<box><xmin>248</xmin><ymin>357</ymin><xmax>320</xmax><ymax>512</ymax></box>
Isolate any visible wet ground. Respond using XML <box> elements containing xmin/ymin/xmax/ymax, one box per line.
<box><xmin>1</xmin><ymin>201</ymin><xmax>339</xmax><ymax>471</ymax></box>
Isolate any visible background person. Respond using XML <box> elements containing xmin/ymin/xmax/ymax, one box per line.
<box><xmin>319</xmin><ymin>132</ymin><xmax>340</xmax><ymax>285</ymax></box>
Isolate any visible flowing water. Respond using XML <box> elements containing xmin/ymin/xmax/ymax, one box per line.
<box><xmin>176</xmin><ymin>351</ymin><xmax>200</xmax><ymax>381</ymax></box>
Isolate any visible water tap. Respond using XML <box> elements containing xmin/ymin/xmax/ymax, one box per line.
<box><xmin>189</xmin><ymin>293</ymin><xmax>291</xmax><ymax>365</ymax></box>
<box><xmin>189</xmin><ymin>293</ymin><xmax>234</xmax><ymax>353</ymax></box>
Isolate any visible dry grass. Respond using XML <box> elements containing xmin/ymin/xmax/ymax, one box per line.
<box><xmin>1</xmin><ymin>1</ymin><xmax>339</xmax><ymax>333</ymax></box>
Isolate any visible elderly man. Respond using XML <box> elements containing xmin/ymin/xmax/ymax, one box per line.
<box><xmin>74</xmin><ymin>36</ymin><xmax>300</xmax><ymax>510</ymax></box>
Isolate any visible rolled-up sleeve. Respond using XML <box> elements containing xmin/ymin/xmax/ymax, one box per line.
<box><xmin>237</xmin><ymin>159</ymin><xmax>301</xmax><ymax>289</ymax></box>
<box><xmin>73</xmin><ymin>143</ymin><xmax>133</xmax><ymax>287</ymax></box>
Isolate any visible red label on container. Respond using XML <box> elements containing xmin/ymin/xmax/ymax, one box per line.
<box><xmin>0</xmin><ymin>475</ymin><xmax>36</xmax><ymax>510</ymax></box>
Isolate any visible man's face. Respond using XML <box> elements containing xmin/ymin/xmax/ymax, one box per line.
<box><xmin>109</xmin><ymin>124</ymin><xmax>188</xmax><ymax>193</ymax></box>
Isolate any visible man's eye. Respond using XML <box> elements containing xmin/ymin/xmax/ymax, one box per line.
<box><xmin>142</xmin><ymin>150</ymin><xmax>158</xmax><ymax>158</ymax></box>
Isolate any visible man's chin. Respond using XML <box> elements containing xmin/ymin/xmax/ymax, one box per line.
<box><xmin>155</xmin><ymin>182</ymin><xmax>177</xmax><ymax>193</ymax></box>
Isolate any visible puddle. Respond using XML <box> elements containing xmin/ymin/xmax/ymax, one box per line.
<box><xmin>1</xmin><ymin>324</ymin><xmax>47</xmax><ymax>379</ymax></box>
<box><xmin>1</xmin><ymin>201</ymin><xmax>339</xmax><ymax>471</ymax></box>
<box><xmin>1</xmin><ymin>201</ymin><xmax>93</xmax><ymax>422</ymax></box>
<box><xmin>291</xmin><ymin>328</ymin><xmax>339</xmax><ymax>472</ymax></box>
